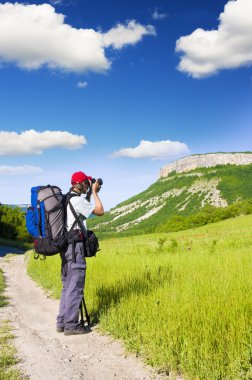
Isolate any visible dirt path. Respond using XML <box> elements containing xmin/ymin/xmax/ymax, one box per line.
<box><xmin>0</xmin><ymin>254</ymin><xmax>167</xmax><ymax>380</ymax></box>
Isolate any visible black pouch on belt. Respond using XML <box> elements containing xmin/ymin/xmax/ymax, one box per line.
<box><xmin>67</xmin><ymin>230</ymin><xmax>84</xmax><ymax>262</ymax></box>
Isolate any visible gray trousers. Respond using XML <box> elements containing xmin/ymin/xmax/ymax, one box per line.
<box><xmin>57</xmin><ymin>241</ymin><xmax>86</xmax><ymax>331</ymax></box>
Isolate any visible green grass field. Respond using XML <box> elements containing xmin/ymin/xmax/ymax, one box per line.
<box><xmin>26</xmin><ymin>215</ymin><xmax>252</xmax><ymax>380</ymax></box>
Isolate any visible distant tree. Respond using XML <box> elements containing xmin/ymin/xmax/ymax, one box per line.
<box><xmin>157</xmin><ymin>199</ymin><xmax>252</xmax><ymax>233</ymax></box>
<box><xmin>0</xmin><ymin>205</ymin><xmax>31</xmax><ymax>242</ymax></box>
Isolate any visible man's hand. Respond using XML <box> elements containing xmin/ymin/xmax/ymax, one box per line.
<box><xmin>92</xmin><ymin>180</ymin><xmax>101</xmax><ymax>194</ymax></box>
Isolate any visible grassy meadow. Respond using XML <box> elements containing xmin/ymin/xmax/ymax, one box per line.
<box><xmin>26</xmin><ymin>215</ymin><xmax>252</xmax><ymax>380</ymax></box>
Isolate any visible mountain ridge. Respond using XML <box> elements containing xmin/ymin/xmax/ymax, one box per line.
<box><xmin>160</xmin><ymin>152</ymin><xmax>252</xmax><ymax>177</ymax></box>
<box><xmin>89</xmin><ymin>154</ymin><xmax>252</xmax><ymax>238</ymax></box>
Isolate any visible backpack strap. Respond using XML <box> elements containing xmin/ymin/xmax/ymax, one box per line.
<box><xmin>66</xmin><ymin>192</ymin><xmax>87</xmax><ymax>236</ymax></box>
<box><xmin>65</xmin><ymin>192</ymin><xmax>90</xmax><ymax>260</ymax></box>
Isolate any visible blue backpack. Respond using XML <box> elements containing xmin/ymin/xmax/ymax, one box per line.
<box><xmin>26</xmin><ymin>185</ymin><xmax>100</xmax><ymax>258</ymax></box>
<box><xmin>26</xmin><ymin>185</ymin><xmax>67</xmax><ymax>256</ymax></box>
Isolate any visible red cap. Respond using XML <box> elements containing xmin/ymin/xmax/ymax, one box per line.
<box><xmin>71</xmin><ymin>171</ymin><xmax>92</xmax><ymax>185</ymax></box>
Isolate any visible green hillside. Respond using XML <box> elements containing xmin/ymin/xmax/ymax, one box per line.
<box><xmin>89</xmin><ymin>164</ymin><xmax>252</xmax><ymax>238</ymax></box>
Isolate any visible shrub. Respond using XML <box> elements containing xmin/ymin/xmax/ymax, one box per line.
<box><xmin>158</xmin><ymin>199</ymin><xmax>252</xmax><ymax>233</ymax></box>
<box><xmin>0</xmin><ymin>205</ymin><xmax>31</xmax><ymax>242</ymax></box>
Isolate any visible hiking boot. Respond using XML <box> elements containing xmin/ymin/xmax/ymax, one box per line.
<box><xmin>57</xmin><ymin>326</ymin><xmax>64</xmax><ymax>333</ymax></box>
<box><xmin>64</xmin><ymin>325</ymin><xmax>91</xmax><ymax>336</ymax></box>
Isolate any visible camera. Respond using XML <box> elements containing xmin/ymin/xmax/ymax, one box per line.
<box><xmin>91</xmin><ymin>178</ymin><xmax>103</xmax><ymax>186</ymax></box>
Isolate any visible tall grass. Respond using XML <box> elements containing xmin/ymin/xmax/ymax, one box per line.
<box><xmin>26</xmin><ymin>215</ymin><xmax>252</xmax><ymax>379</ymax></box>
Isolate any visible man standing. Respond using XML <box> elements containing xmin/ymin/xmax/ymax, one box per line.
<box><xmin>57</xmin><ymin>171</ymin><xmax>104</xmax><ymax>335</ymax></box>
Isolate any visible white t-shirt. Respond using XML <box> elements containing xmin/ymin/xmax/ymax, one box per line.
<box><xmin>66</xmin><ymin>193</ymin><xmax>94</xmax><ymax>231</ymax></box>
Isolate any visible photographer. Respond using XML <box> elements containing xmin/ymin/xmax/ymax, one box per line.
<box><xmin>56</xmin><ymin>171</ymin><xmax>104</xmax><ymax>335</ymax></box>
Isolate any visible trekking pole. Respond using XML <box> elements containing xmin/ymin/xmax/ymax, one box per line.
<box><xmin>79</xmin><ymin>299</ymin><xmax>84</xmax><ymax>326</ymax></box>
<box><xmin>82</xmin><ymin>296</ymin><xmax>91</xmax><ymax>325</ymax></box>
<box><xmin>79</xmin><ymin>296</ymin><xmax>91</xmax><ymax>325</ymax></box>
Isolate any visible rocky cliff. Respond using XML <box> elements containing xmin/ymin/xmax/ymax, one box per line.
<box><xmin>89</xmin><ymin>162</ymin><xmax>252</xmax><ymax>237</ymax></box>
<box><xmin>160</xmin><ymin>153</ymin><xmax>252</xmax><ymax>178</ymax></box>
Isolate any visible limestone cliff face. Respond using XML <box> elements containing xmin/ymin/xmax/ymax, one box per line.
<box><xmin>160</xmin><ymin>153</ymin><xmax>252</xmax><ymax>178</ymax></box>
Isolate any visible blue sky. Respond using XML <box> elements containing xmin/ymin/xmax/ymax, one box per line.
<box><xmin>0</xmin><ymin>0</ymin><xmax>251</xmax><ymax>210</ymax></box>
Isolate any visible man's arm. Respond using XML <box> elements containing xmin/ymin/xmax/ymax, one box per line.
<box><xmin>92</xmin><ymin>181</ymin><xmax>104</xmax><ymax>216</ymax></box>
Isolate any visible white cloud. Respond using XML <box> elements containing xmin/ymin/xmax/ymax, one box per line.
<box><xmin>49</xmin><ymin>0</ymin><xmax>63</xmax><ymax>4</ymax></box>
<box><xmin>49</xmin><ymin>0</ymin><xmax>76</xmax><ymax>5</ymax></box>
<box><xmin>176</xmin><ymin>0</ymin><xmax>252</xmax><ymax>78</ymax></box>
<box><xmin>77</xmin><ymin>81</ymin><xmax>88</xmax><ymax>88</ymax></box>
<box><xmin>110</xmin><ymin>140</ymin><xmax>190</xmax><ymax>160</ymax></box>
<box><xmin>0</xmin><ymin>130</ymin><xmax>86</xmax><ymax>155</ymax></box>
<box><xmin>0</xmin><ymin>165</ymin><xmax>43</xmax><ymax>175</ymax></box>
<box><xmin>103</xmin><ymin>20</ymin><xmax>156</xmax><ymax>49</ymax></box>
<box><xmin>0</xmin><ymin>3</ymin><xmax>155</xmax><ymax>73</ymax></box>
<box><xmin>152</xmin><ymin>9</ymin><xmax>168</xmax><ymax>21</ymax></box>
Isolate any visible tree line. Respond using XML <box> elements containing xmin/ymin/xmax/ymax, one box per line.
<box><xmin>158</xmin><ymin>199</ymin><xmax>252</xmax><ymax>233</ymax></box>
<box><xmin>0</xmin><ymin>205</ymin><xmax>31</xmax><ymax>242</ymax></box>
<box><xmin>1</xmin><ymin>198</ymin><xmax>252</xmax><ymax>242</ymax></box>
